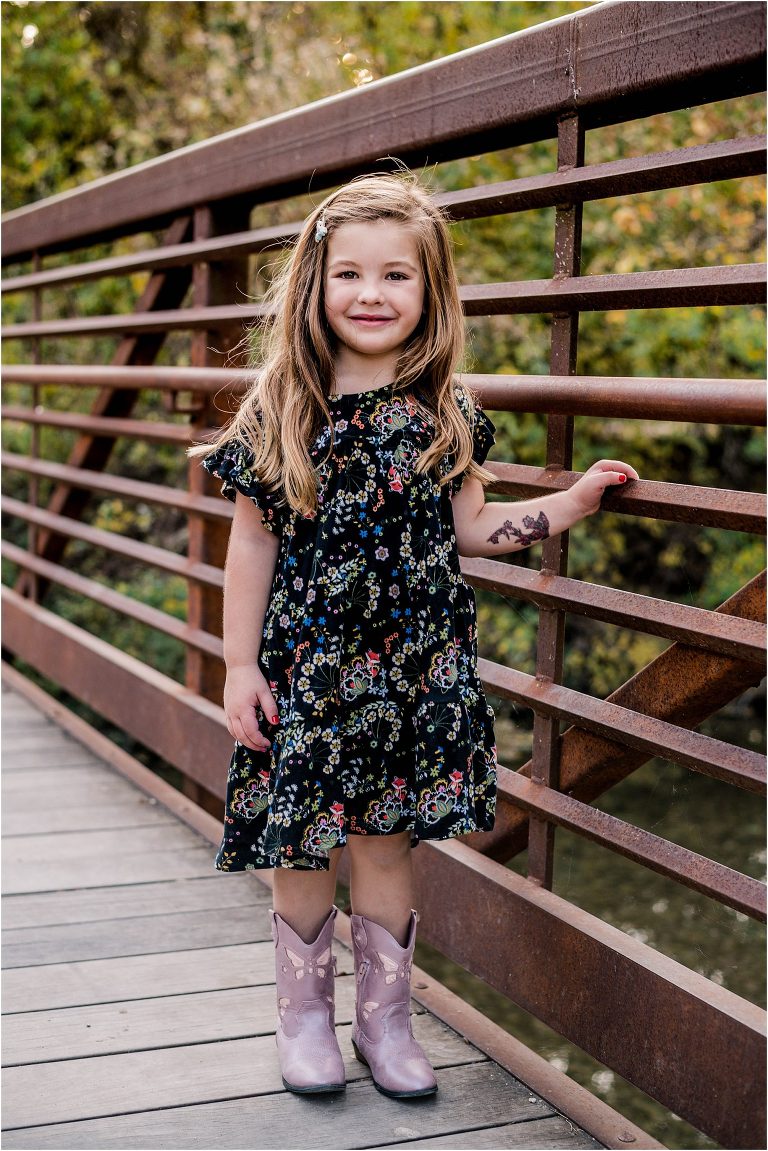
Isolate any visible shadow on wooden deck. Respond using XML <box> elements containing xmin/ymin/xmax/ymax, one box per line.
<box><xmin>1</xmin><ymin>678</ymin><xmax>618</xmax><ymax>1149</ymax></box>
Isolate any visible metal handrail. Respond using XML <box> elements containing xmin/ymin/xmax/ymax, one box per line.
<box><xmin>1</xmin><ymin>3</ymin><xmax>765</xmax><ymax>1145</ymax></box>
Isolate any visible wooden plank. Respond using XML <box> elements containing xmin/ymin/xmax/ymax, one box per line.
<box><xmin>3</xmin><ymin>977</ymin><xmax>390</xmax><ymax>1064</ymax></box>
<box><xmin>3</xmin><ymin>732</ymin><xmax>91</xmax><ymax>751</ymax></box>
<box><xmin>2</xmin><ymin>774</ymin><xmax>162</xmax><ymax>808</ymax></box>
<box><xmin>1</xmin><ymin>744</ymin><xmax>108</xmax><ymax>770</ymax></box>
<box><xmin>1</xmin><ymin>722</ymin><xmax>64</xmax><ymax>741</ymax></box>
<box><xmin>2</xmin><ymin>941</ymin><xmax>353</xmax><ymax>1013</ymax></box>
<box><xmin>3</xmin><ymin>824</ymin><xmax>205</xmax><ymax>865</ymax></box>
<box><xmin>2</xmin><ymin>903</ymin><xmax>272</xmax><ymax>966</ymax></box>
<box><xmin>2</xmin><ymin>1033</ymin><xmax>495</xmax><ymax>1135</ymax></box>
<box><xmin>2</xmin><ymin>766</ymin><xmax>118</xmax><ymax>792</ymax></box>
<box><xmin>1</xmin><ymin>874</ymin><xmax>266</xmax><ymax>930</ymax></box>
<box><xmin>375</xmin><ymin>1117</ymin><xmax>602</xmax><ymax>1149</ymax></box>
<box><xmin>2</xmin><ymin>761</ymin><xmax>123</xmax><ymax>782</ymax></box>
<box><xmin>2</xmin><ymin>697</ymin><xmax>45</xmax><ymax>717</ymax></box>
<box><xmin>2</xmin><ymin>844</ymin><xmax>217</xmax><ymax>897</ymax></box>
<box><xmin>2</xmin><ymin>798</ymin><xmax>176</xmax><ymax>836</ymax></box>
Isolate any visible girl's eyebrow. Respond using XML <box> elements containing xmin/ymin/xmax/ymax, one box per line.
<box><xmin>327</xmin><ymin>257</ymin><xmax>420</xmax><ymax>271</ymax></box>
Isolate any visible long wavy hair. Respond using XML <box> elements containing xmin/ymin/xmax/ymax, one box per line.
<box><xmin>189</xmin><ymin>171</ymin><xmax>496</xmax><ymax>516</ymax></box>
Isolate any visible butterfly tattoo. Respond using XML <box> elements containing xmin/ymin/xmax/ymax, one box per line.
<box><xmin>487</xmin><ymin>511</ymin><xmax>550</xmax><ymax>547</ymax></box>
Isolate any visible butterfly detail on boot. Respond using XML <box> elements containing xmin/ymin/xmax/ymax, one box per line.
<box><xmin>373</xmin><ymin>949</ymin><xmax>410</xmax><ymax>984</ymax></box>
<box><xmin>270</xmin><ymin>909</ymin><xmax>346</xmax><ymax>1094</ymax></box>
<box><xmin>350</xmin><ymin>911</ymin><xmax>437</xmax><ymax>1098</ymax></box>
<box><xmin>360</xmin><ymin>999</ymin><xmax>381</xmax><ymax>1022</ymax></box>
<box><xmin>281</xmin><ymin>945</ymin><xmax>333</xmax><ymax>979</ymax></box>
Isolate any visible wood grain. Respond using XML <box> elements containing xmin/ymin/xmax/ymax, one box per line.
<box><xmin>2</xmin><ymin>874</ymin><xmax>265</xmax><ymax>930</ymax></box>
<box><xmin>4</xmin><ymin>1043</ymin><xmax>509</xmax><ymax>1136</ymax></box>
<box><xmin>3</xmin><ymin>904</ymin><xmax>273</xmax><ymax>967</ymax></box>
<box><xmin>3</xmin><ymin>942</ymin><xmax>339</xmax><ymax>1013</ymax></box>
<box><xmin>1</xmin><ymin>686</ymin><xmax>600</xmax><ymax>1151</ymax></box>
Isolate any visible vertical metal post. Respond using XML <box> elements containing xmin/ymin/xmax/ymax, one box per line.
<box><xmin>28</xmin><ymin>252</ymin><xmax>42</xmax><ymax>603</ymax></box>
<box><xmin>184</xmin><ymin>204</ymin><xmax>253</xmax><ymax>811</ymax></box>
<box><xmin>186</xmin><ymin>204</ymin><xmax>251</xmax><ymax>705</ymax></box>
<box><xmin>527</xmin><ymin>114</ymin><xmax>584</xmax><ymax>889</ymax></box>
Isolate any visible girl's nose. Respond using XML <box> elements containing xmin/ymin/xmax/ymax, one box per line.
<box><xmin>356</xmin><ymin>280</ymin><xmax>384</xmax><ymax>304</ymax></box>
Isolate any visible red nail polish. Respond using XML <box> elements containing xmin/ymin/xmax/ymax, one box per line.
<box><xmin>618</xmin><ymin>474</ymin><xmax>626</xmax><ymax>483</ymax></box>
<box><xmin>271</xmin><ymin>714</ymin><xmax>279</xmax><ymax>724</ymax></box>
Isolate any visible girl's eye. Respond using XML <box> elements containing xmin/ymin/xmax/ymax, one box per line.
<box><xmin>387</xmin><ymin>271</ymin><xmax>407</xmax><ymax>281</ymax></box>
<box><xmin>338</xmin><ymin>270</ymin><xmax>358</xmax><ymax>279</ymax></box>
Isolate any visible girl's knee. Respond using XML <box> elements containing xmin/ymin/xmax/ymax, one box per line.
<box><xmin>347</xmin><ymin>831</ymin><xmax>412</xmax><ymax>869</ymax></box>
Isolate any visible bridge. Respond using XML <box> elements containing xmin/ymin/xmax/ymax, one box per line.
<box><xmin>2</xmin><ymin>3</ymin><xmax>765</xmax><ymax>1148</ymax></box>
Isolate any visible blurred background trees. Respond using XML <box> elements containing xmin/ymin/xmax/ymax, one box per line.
<box><xmin>3</xmin><ymin>11</ymin><xmax>764</xmax><ymax>1140</ymax></box>
<box><xmin>2</xmin><ymin>0</ymin><xmax>765</xmax><ymax>712</ymax></box>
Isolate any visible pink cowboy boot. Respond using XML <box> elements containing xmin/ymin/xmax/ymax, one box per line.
<box><xmin>350</xmin><ymin>910</ymin><xmax>438</xmax><ymax>1098</ymax></box>
<box><xmin>270</xmin><ymin>906</ymin><xmax>346</xmax><ymax>1093</ymax></box>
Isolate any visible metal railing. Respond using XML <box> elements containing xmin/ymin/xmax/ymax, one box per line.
<box><xmin>2</xmin><ymin>2</ymin><xmax>765</xmax><ymax>1145</ymax></box>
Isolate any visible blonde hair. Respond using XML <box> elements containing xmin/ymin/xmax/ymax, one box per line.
<box><xmin>189</xmin><ymin>171</ymin><xmax>496</xmax><ymax>516</ymax></box>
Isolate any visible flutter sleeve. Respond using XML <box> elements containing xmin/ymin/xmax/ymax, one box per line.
<box><xmin>201</xmin><ymin>438</ymin><xmax>284</xmax><ymax>535</ymax></box>
<box><xmin>441</xmin><ymin>387</ymin><xmax>497</xmax><ymax>497</ymax></box>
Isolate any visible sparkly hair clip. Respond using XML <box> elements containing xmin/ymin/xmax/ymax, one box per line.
<box><xmin>314</xmin><ymin>212</ymin><xmax>329</xmax><ymax>244</ymax></box>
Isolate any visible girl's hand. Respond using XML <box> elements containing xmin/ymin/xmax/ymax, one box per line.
<box><xmin>567</xmin><ymin>460</ymin><xmax>639</xmax><ymax>518</ymax></box>
<box><xmin>223</xmin><ymin>664</ymin><xmax>280</xmax><ymax>753</ymax></box>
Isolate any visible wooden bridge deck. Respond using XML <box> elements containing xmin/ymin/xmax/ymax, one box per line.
<box><xmin>1</xmin><ymin>682</ymin><xmax>604</xmax><ymax>1150</ymax></box>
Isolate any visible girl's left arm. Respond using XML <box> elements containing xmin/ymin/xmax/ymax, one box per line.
<box><xmin>451</xmin><ymin>459</ymin><xmax>639</xmax><ymax>559</ymax></box>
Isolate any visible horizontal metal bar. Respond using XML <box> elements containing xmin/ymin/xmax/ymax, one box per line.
<box><xmin>3</xmin><ymin>135</ymin><xmax>763</xmax><ymax>293</ymax></box>
<box><xmin>1</xmin><ymin>405</ymin><xmax>195</xmax><ymax>443</ymax></box>
<box><xmin>4</xmin><ymin>426</ymin><xmax>762</xmax><ymax>538</ymax></box>
<box><xmin>413</xmin><ymin>837</ymin><xmax>766</xmax><ymax>1150</ymax></box>
<box><xmin>498</xmin><ymin>767</ymin><xmax>765</xmax><ymax>920</ymax></box>
<box><xmin>438</xmin><ymin>135</ymin><xmax>767</xmax><ymax>220</ymax></box>
<box><xmin>0</xmin><ymin>364</ymin><xmax>249</xmax><ymax>391</ymax></box>
<box><xmin>478</xmin><ymin>657</ymin><xmax>766</xmax><ymax>793</ymax></box>
<box><xmin>4</xmin><ymin>364</ymin><xmax>765</xmax><ymax>426</ymax></box>
<box><xmin>1</xmin><ymin>223</ymin><xmax>298</xmax><ymax>294</ymax></box>
<box><xmin>462</xmin><ymin>556</ymin><xmax>766</xmax><ymax>662</ymax></box>
<box><xmin>2</xmin><ymin>583</ymin><xmax>764</xmax><ymax>1149</ymax></box>
<box><xmin>1</xmin><ymin>496</ymin><xmax>223</xmax><ymax>589</ymax></box>
<box><xmin>0</xmin><ymin>303</ymin><xmax>268</xmax><ymax>340</ymax></box>
<box><xmin>3</xmin><ymin>264</ymin><xmax>763</xmax><ymax>340</ymax></box>
<box><xmin>1</xmin><ymin>586</ymin><xmax>232</xmax><ymax>796</ymax></box>
<box><xmin>2</xmin><ymin>2</ymin><xmax>764</xmax><ymax>259</ymax></box>
<box><xmin>460</xmin><ymin>263</ymin><xmax>766</xmax><ymax>315</ymax></box>
<box><xmin>469</xmin><ymin>373</ymin><xmax>766</xmax><ymax>427</ymax></box>
<box><xmin>1</xmin><ymin>451</ymin><xmax>230</xmax><ymax>522</ymax></box>
<box><xmin>1</xmin><ymin>540</ymin><xmax>223</xmax><ymax>658</ymax></box>
<box><xmin>488</xmin><ymin>462</ymin><xmax>766</xmax><ymax>534</ymax></box>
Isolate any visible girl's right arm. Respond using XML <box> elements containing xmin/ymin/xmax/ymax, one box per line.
<box><xmin>222</xmin><ymin>492</ymin><xmax>281</xmax><ymax>753</ymax></box>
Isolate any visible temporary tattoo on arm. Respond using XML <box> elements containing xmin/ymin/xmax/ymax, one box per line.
<box><xmin>487</xmin><ymin>511</ymin><xmax>550</xmax><ymax>548</ymax></box>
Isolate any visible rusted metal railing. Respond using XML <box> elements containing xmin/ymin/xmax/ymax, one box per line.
<box><xmin>2</xmin><ymin>2</ymin><xmax>765</xmax><ymax>1146</ymax></box>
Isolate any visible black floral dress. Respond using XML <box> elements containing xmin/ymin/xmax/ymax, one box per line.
<box><xmin>202</xmin><ymin>381</ymin><xmax>498</xmax><ymax>871</ymax></box>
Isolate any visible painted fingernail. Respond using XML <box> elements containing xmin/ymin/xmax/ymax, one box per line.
<box><xmin>618</xmin><ymin>474</ymin><xmax>626</xmax><ymax>483</ymax></box>
<box><xmin>271</xmin><ymin>714</ymin><xmax>279</xmax><ymax>724</ymax></box>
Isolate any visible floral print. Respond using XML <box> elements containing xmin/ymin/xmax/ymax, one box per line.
<box><xmin>202</xmin><ymin>381</ymin><xmax>498</xmax><ymax>871</ymax></box>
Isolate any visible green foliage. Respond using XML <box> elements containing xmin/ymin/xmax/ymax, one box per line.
<box><xmin>1</xmin><ymin>0</ymin><xmax>765</xmax><ymax>704</ymax></box>
<box><xmin>2</xmin><ymin>13</ymin><xmax>764</xmax><ymax>1144</ymax></box>
<box><xmin>2</xmin><ymin>0</ymin><xmax>589</xmax><ymax>212</ymax></box>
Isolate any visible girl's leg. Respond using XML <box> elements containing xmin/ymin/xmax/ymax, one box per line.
<box><xmin>344</xmin><ymin>831</ymin><xmax>436</xmax><ymax>1097</ymax></box>
<box><xmin>272</xmin><ymin>847</ymin><xmax>342</xmax><ymax>941</ymax></box>
<box><xmin>270</xmin><ymin>848</ymin><xmax>346</xmax><ymax>1094</ymax></box>
<box><xmin>345</xmin><ymin>830</ymin><xmax>413</xmax><ymax>944</ymax></box>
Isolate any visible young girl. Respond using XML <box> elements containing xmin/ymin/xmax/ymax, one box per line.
<box><xmin>192</xmin><ymin>173</ymin><xmax>637</xmax><ymax>1099</ymax></box>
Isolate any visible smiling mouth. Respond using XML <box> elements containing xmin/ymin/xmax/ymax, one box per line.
<box><xmin>349</xmin><ymin>315</ymin><xmax>394</xmax><ymax>323</ymax></box>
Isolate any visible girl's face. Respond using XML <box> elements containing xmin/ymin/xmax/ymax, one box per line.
<box><xmin>324</xmin><ymin>220</ymin><xmax>425</xmax><ymax>374</ymax></box>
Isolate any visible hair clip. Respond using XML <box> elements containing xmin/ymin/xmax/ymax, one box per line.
<box><xmin>314</xmin><ymin>212</ymin><xmax>328</xmax><ymax>244</ymax></box>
